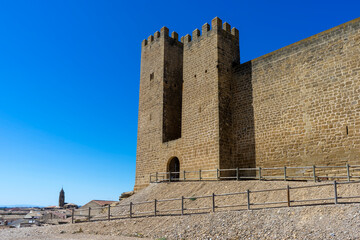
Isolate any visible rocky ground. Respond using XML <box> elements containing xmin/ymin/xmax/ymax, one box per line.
<box><xmin>0</xmin><ymin>227</ymin><xmax>148</xmax><ymax>240</ymax></box>
<box><xmin>1</xmin><ymin>180</ymin><xmax>360</xmax><ymax>239</ymax></box>
<box><xmin>1</xmin><ymin>203</ymin><xmax>360</xmax><ymax>239</ymax></box>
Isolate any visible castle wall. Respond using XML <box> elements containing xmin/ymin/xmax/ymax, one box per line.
<box><xmin>233</xmin><ymin>18</ymin><xmax>360</xmax><ymax>169</ymax></box>
<box><xmin>232</xmin><ymin>62</ymin><xmax>256</xmax><ymax>169</ymax></box>
<box><xmin>135</xmin><ymin>17</ymin><xmax>360</xmax><ymax>191</ymax></box>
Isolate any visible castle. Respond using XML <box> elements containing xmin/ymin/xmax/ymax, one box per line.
<box><xmin>134</xmin><ymin>17</ymin><xmax>360</xmax><ymax>191</ymax></box>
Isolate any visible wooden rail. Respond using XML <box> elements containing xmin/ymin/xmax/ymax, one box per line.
<box><xmin>149</xmin><ymin>164</ymin><xmax>360</xmax><ymax>183</ymax></box>
<box><xmin>71</xmin><ymin>180</ymin><xmax>360</xmax><ymax>224</ymax></box>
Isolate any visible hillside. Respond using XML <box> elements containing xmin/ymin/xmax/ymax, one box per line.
<box><xmin>102</xmin><ymin>180</ymin><xmax>360</xmax><ymax>219</ymax></box>
<box><xmin>1</xmin><ymin>180</ymin><xmax>360</xmax><ymax>239</ymax></box>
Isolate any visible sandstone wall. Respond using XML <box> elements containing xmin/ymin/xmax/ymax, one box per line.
<box><xmin>233</xmin><ymin>18</ymin><xmax>360</xmax><ymax>169</ymax></box>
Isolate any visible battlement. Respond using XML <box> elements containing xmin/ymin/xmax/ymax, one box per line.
<box><xmin>180</xmin><ymin>17</ymin><xmax>239</xmax><ymax>44</ymax></box>
<box><xmin>142</xmin><ymin>26</ymin><xmax>182</xmax><ymax>47</ymax></box>
<box><xmin>142</xmin><ymin>17</ymin><xmax>239</xmax><ymax>47</ymax></box>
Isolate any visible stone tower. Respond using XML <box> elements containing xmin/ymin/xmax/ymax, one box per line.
<box><xmin>135</xmin><ymin>17</ymin><xmax>239</xmax><ymax>191</ymax></box>
<box><xmin>59</xmin><ymin>188</ymin><xmax>65</xmax><ymax>208</ymax></box>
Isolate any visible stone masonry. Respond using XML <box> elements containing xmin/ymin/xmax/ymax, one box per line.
<box><xmin>134</xmin><ymin>17</ymin><xmax>360</xmax><ymax>191</ymax></box>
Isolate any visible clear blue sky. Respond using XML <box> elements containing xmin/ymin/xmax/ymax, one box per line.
<box><xmin>0</xmin><ymin>0</ymin><xmax>358</xmax><ymax>206</ymax></box>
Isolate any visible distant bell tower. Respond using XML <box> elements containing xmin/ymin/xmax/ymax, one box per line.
<box><xmin>59</xmin><ymin>188</ymin><xmax>65</xmax><ymax>207</ymax></box>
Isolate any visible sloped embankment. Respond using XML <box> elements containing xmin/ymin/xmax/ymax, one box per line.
<box><xmin>103</xmin><ymin>180</ymin><xmax>360</xmax><ymax>219</ymax></box>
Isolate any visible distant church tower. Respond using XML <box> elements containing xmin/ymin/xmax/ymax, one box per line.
<box><xmin>59</xmin><ymin>188</ymin><xmax>65</xmax><ymax>208</ymax></box>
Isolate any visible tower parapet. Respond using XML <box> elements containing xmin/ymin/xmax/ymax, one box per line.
<box><xmin>142</xmin><ymin>26</ymin><xmax>182</xmax><ymax>47</ymax></box>
<box><xmin>180</xmin><ymin>17</ymin><xmax>239</xmax><ymax>45</ymax></box>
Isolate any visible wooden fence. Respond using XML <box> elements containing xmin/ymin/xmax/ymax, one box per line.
<box><xmin>149</xmin><ymin>164</ymin><xmax>360</xmax><ymax>183</ymax></box>
<box><xmin>71</xmin><ymin>180</ymin><xmax>360</xmax><ymax>223</ymax></box>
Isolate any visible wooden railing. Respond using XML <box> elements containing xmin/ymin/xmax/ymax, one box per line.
<box><xmin>149</xmin><ymin>164</ymin><xmax>360</xmax><ymax>183</ymax></box>
<box><xmin>71</xmin><ymin>180</ymin><xmax>360</xmax><ymax>223</ymax></box>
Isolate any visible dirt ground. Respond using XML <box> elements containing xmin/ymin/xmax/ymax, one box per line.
<box><xmin>1</xmin><ymin>203</ymin><xmax>360</xmax><ymax>239</ymax></box>
<box><xmin>101</xmin><ymin>180</ymin><xmax>360</xmax><ymax>219</ymax></box>
<box><xmin>0</xmin><ymin>228</ymin><xmax>149</xmax><ymax>240</ymax></box>
<box><xmin>2</xmin><ymin>180</ymin><xmax>360</xmax><ymax>239</ymax></box>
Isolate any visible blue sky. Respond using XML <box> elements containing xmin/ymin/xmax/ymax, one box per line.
<box><xmin>0</xmin><ymin>0</ymin><xmax>359</xmax><ymax>206</ymax></box>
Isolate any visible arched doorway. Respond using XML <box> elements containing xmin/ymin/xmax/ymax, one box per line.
<box><xmin>168</xmin><ymin>157</ymin><xmax>180</xmax><ymax>181</ymax></box>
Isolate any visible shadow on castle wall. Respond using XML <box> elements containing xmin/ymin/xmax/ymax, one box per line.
<box><xmin>232</xmin><ymin>60</ymin><xmax>256</xmax><ymax>176</ymax></box>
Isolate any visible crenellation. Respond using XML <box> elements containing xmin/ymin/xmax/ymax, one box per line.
<box><xmin>142</xmin><ymin>39</ymin><xmax>148</xmax><ymax>47</ymax></box>
<box><xmin>231</xmin><ymin>27</ymin><xmax>239</xmax><ymax>39</ymax></box>
<box><xmin>143</xmin><ymin>27</ymin><xmax>181</xmax><ymax>47</ymax></box>
<box><xmin>223</xmin><ymin>22</ymin><xmax>231</xmax><ymax>32</ymax></box>
<box><xmin>160</xmin><ymin>26</ymin><xmax>169</xmax><ymax>37</ymax></box>
<box><xmin>154</xmin><ymin>31</ymin><xmax>160</xmax><ymax>38</ymax></box>
<box><xmin>202</xmin><ymin>23</ymin><xmax>210</xmax><ymax>33</ymax></box>
<box><xmin>211</xmin><ymin>17</ymin><xmax>222</xmax><ymax>29</ymax></box>
<box><xmin>135</xmin><ymin>16</ymin><xmax>360</xmax><ymax>191</ymax></box>
<box><xmin>183</xmin><ymin>34</ymin><xmax>191</xmax><ymax>43</ymax></box>
<box><xmin>171</xmin><ymin>31</ymin><xmax>179</xmax><ymax>41</ymax></box>
<box><xmin>192</xmin><ymin>29</ymin><xmax>200</xmax><ymax>40</ymax></box>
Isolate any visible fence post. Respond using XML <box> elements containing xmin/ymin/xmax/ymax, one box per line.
<box><xmin>71</xmin><ymin>208</ymin><xmax>74</xmax><ymax>224</ymax></box>
<box><xmin>346</xmin><ymin>164</ymin><xmax>350</xmax><ymax>182</ymax></box>
<box><xmin>154</xmin><ymin>199</ymin><xmax>157</xmax><ymax>216</ymax></box>
<box><xmin>149</xmin><ymin>174</ymin><xmax>152</xmax><ymax>183</ymax></box>
<box><xmin>181</xmin><ymin>196</ymin><xmax>184</xmax><ymax>215</ymax></box>
<box><xmin>334</xmin><ymin>181</ymin><xmax>338</xmax><ymax>204</ymax></box>
<box><xmin>313</xmin><ymin>165</ymin><xmax>316</xmax><ymax>182</ymax></box>
<box><xmin>183</xmin><ymin>170</ymin><xmax>186</xmax><ymax>181</ymax></box>
<box><xmin>247</xmin><ymin>189</ymin><xmax>251</xmax><ymax>210</ymax></box>
<box><xmin>129</xmin><ymin>202</ymin><xmax>133</xmax><ymax>218</ymax></box>
<box><xmin>259</xmin><ymin>167</ymin><xmax>262</xmax><ymax>181</ymax></box>
<box><xmin>236</xmin><ymin>167</ymin><xmax>239</xmax><ymax>180</ymax></box>
<box><xmin>199</xmin><ymin>170</ymin><xmax>202</xmax><ymax>181</ymax></box>
<box><xmin>287</xmin><ymin>185</ymin><xmax>291</xmax><ymax>207</ymax></box>
<box><xmin>88</xmin><ymin>207</ymin><xmax>91</xmax><ymax>222</ymax></box>
<box><xmin>284</xmin><ymin>166</ymin><xmax>287</xmax><ymax>181</ymax></box>
<box><xmin>169</xmin><ymin>171</ymin><xmax>171</xmax><ymax>182</ymax></box>
<box><xmin>108</xmin><ymin>205</ymin><xmax>111</xmax><ymax>221</ymax></box>
<box><xmin>216</xmin><ymin>169</ymin><xmax>219</xmax><ymax>180</ymax></box>
<box><xmin>212</xmin><ymin>193</ymin><xmax>216</xmax><ymax>212</ymax></box>
<box><xmin>156</xmin><ymin>172</ymin><xmax>158</xmax><ymax>182</ymax></box>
